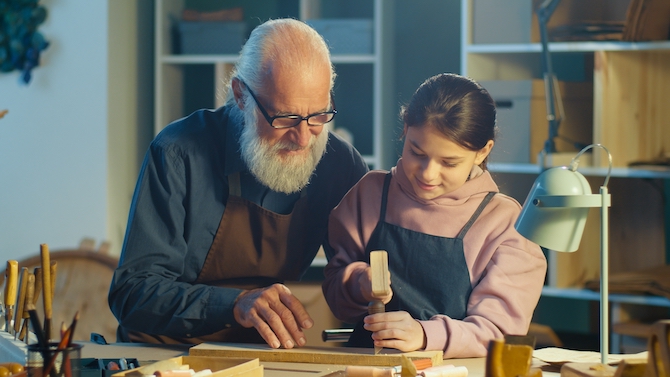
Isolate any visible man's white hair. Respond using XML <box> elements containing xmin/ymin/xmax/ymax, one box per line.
<box><xmin>225</xmin><ymin>18</ymin><xmax>335</xmax><ymax>105</ymax></box>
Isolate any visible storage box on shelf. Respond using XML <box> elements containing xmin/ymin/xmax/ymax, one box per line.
<box><xmin>483</xmin><ymin>79</ymin><xmax>592</xmax><ymax>164</ymax></box>
<box><xmin>462</xmin><ymin>0</ymin><xmax>670</xmax><ymax>352</ymax></box>
<box><xmin>306</xmin><ymin>19</ymin><xmax>373</xmax><ymax>54</ymax></box>
<box><xmin>177</xmin><ymin>21</ymin><xmax>246</xmax><ymax>55</ymax></box>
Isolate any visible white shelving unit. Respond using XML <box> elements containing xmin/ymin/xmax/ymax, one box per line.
<box><xmin>154</xmin><ymin>0</ymin><xmax>395</xmax><ymax>170</ymax></box>
<box><xmin>461</xmin><ymin>0</ymin><xmax>670</xmax><ymax>352</ymax></box>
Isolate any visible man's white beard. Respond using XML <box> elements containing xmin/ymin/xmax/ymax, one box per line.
<box><xmin>239</xmin><ymin>106</ymin><xmax>329</xmax><ymax>194</ymax></box>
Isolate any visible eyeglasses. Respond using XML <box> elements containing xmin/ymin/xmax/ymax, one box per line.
<box><xmin>242</xmin><ymin>81</ymin><xmax>337</xmax><ymax>129</ymax></box>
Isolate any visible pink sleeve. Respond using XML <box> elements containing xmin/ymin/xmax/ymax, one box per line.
<box><xmin>421</xmin><ymin>233</ymin><xmax>546</xmax><ymax>358</ymax></box>
<box><xmin>322</xmin><ymin>172</ymin><xmax>385</xmax><ymax>324</ymax></box>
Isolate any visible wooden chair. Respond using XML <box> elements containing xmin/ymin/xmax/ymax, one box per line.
<box><xmin>0</xmin><ymin>239</ymin><xmax>119</xmax><ymax>342</ymax></box>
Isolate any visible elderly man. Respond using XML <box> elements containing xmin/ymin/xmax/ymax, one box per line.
<box><xmin>108</xmin><ymin>18</ymin><xmax>368</xmax><ymax>348</ymax></box>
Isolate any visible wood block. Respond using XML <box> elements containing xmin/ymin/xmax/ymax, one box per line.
<box><xmin>560</xmin><ymin>363</ymin><xmax>617</xmax><ymax>377</ymax></box>
<box><xmin>189</xmin><ymin>343</ymin><xmax>443</xmax><ymax>367</ymax></box>
<box><xmin>370</xmin><ymin>250</ymin><xmax>390</xmax><ymax>297</ymax></box>
<box><xmin>113</xmin><ymin>356</ymin><xmax>262</xmax><ymax>377</ymax></box>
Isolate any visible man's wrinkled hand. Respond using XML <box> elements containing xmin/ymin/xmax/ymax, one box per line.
<box><xmin>233</xmin><ymin>283</ymin><xmax>313</xmax><ymax>349</ymax></box>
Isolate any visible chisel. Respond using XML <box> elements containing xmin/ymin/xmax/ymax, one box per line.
<box><xmin>369</xmin><ymin>250</ymin><xmax>390</xmax><ymax>355</ymax></box>
<box><xmin>40</xmin><ymin>244</ymin><xmax>53</xmax><ymax>341</ymax></box>
<box><xmin>4</xmin><ymin>260</ymin><xmax>19</xmax><ymax>334</ymax></box>
<box><xmin>13</xmin><ymin>267</ymin><xmax>29</xmax><ymax>339</ymax></box>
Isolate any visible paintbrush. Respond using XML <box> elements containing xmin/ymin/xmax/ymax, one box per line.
<box><xmin>19</xmin><ymin>273</ymin><xmax>35</xmax><ymax>342</ymax></box>
<box><xmin>40</xmin><ymin>244</ymin><xmax>53</xmax><ymax>341</ymax></box>
<box><xmin>13</xmin><ymin>267</ymin><xmax>29</xmax><ymax>339</ymax></box>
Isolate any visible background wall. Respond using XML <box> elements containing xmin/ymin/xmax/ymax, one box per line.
<box><xmin>0</xmin><ymin>0</ymin><xmax>153</xmax><ymax>262</ymax></box>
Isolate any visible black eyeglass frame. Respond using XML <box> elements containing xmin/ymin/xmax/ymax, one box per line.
<box><xmin>241</xmin><ymin>81</ymin><xmax>337</xmax><ymax>129</ymax></box>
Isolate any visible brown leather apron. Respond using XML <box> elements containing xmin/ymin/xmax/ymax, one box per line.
<box><xmin>126</xmin><ymin>172</ymin><xmax>317</xmax><ymax>344</ymax></box>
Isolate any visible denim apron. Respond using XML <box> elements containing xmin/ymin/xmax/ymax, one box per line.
<box><xmin>347</xmin><ymin>173</ymin><xmax>495</xmax><ymax>347</ymax></box>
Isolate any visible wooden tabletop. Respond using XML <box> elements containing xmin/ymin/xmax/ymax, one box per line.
<box><xmin>78</xmin><ymin>341</ymin><xmax>489</xmax><ymax>377</ymax></box>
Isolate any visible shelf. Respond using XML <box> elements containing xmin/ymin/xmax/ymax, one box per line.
<box><xmin>161</xmin><ymin>54</ymin><xmax>377</xmax><ymax>65</ymax></box>
<box><xmin>466</xmin><ymin>40</ymin><xmax>670</xmax><ymax>54</ymax></box>
<box><xmin>489</xmin><ymin>163</ymin><xmax>670</xmax><ymax>179</ymax></box>
<box><xmin>542</xmin><ymin>286</ymin><xmax>670</xmax><ymax>307</ymax></box>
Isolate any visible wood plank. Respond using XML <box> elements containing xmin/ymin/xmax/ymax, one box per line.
<box><xmin>594</xmin><ymin>50</ymin><xmax>670</xmax><ymax>168</ymax></box>
<box><xmin>189</xmin><ymin>343</ymin><xmax>443</xmax><ymax>367</ymax></box>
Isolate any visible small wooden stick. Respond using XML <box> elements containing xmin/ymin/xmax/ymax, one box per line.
<box><xmin>50</xmin><ymin>261</ymin><xmax>57</xmax><ymax>303</ymax></box>
<box><xmin>13</xmin><ymin>267</ymin><xmax>29</xmax><ymax>337</ymax></box>
<box><xmin>4</xmin><ymin>260</ymin><xmax>19</xmax><ymax>334</ymax></box>
<box><xmin>33</xmin><ymin>267</ymin><xmax>43</xmax><ymax>306</ymax></box>
<box><xmin>40</xmin><ymin>244</ymin><xmax>53</xmax><ymax>341</ymax></box>
<box><xmin>19</xmin><ymin>273</ymin><xmax>35</xmax><ymax>342</ymax></box>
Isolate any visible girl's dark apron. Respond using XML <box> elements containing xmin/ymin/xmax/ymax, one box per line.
<box><xmin>347</xmin><ymin>173</ymin><xmax>495</xmax><ymax>348</ymax></box>
<box><xmin>125</xmin><ymin>172</ymin><xmax>320</xmax><ymax>344</ymax></box>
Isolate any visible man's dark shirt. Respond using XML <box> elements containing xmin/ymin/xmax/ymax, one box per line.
<box><xmin>108</xmin><ymin>105</ymin><xmax>368</xmax><ymax>339</ymax></box>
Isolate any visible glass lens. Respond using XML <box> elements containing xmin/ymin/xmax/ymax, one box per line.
<box><xmin>308</xmin><ymin>113</ymin><xmax>335</xmax><ymax>126</ymax></box>
<box><xmin>272</xmin><ymin>116</ymin><xmax>302</xmax><ymax>129</ymax></box>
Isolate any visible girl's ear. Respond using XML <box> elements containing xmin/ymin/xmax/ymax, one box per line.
<box><xmin>474</xmin><ymin>140</ymin><xmax>495</xmax><ymax>165</ymax></box>
<box><xmin>231</xmin><ymin>78</ymin><xmax>245</xmax><ymax>109</ymax></box>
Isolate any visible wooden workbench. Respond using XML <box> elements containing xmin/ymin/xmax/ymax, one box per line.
<box><xmin>78</xmin><ymin>341</ymin><xmax>489</xmax><ymax>377</ymax></box>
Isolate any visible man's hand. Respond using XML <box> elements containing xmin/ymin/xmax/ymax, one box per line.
<box><xmin>233</xmin><ymin>283</ymin><xmax>313</xmax><ymax>349</ymax></box>
<box><xmin>363</xmin><ymin>310</ymin><xmax>426</xmax><ymax>352</ymax></box>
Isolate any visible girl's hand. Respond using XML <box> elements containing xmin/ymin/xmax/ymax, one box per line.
<box><xmin>358</xmin><ymin>265</ymin><xmax>393</xmax><ymax>304</ymax></box>
<box><xmin>363</xmin><ymin>310</ymin><xmax>427</xmax><ymax>352</ymax></box>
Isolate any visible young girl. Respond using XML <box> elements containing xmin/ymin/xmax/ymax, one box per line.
<box><xmin>322</xmin><ymin>73</ymin><xmax>547</xmax><ymax>358</ymax></box>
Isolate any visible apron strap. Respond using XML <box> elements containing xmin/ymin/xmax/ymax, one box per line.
<box><xmin>456</xmin><ymin>192</ymin><xmax>496</xmax><ymax>239</ymax></box>
<box><xmin>228</xmin><ymin>172</ymin><xmax>241</xmax><ymax>197</ymax></box>
<box><xmin>378</xmin><ymin>173</ymin><xmax>393</xmax><ymax>223</ymax></box>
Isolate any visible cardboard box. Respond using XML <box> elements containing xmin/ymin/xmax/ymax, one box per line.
<box><xmin>306</xmin><ymin>19</ymin><xmax>373</xmax><ymax>54</ymax></box>
<box><xmin>481</xmin><ymin>80</ymin><xmax>533</xmax><ymax>164</ymax></box>
<box><xmin>111</xmin><ymin>356</ymin><xmax>261</xmax><ymax>377</ymax></box>
<box><xmin>178</xmin><ymin>21</ymin><xmax>246</xmax><ymax>55</ymax></box>
<box><xmin>481</xmin><ymin>79</ymin><xmax>593</xmax><ymax>164</ymax></box>
<box><xmin>472</xmin><ymin>0</ymin><xmax>533</xmax><ymax>44</ymax></box>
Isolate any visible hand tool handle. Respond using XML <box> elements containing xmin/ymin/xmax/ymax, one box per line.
<box><xmin>370</xmin><ymin>250</ymin><xmax>390</xmax><ymax>297</ymax></box>
<box><xmin>40</xmin><ymin>244</ymin><xmax>52</xmax><ymax>340</ymax></box>
<box><xmin>4</xmin><ymin>260</ymin><xmax>19</xmax><ymax>307</ymax></box>
<box><xmin>14</xmin><ymin>267</ymin><xmax>29</xmax><ymax>334</ymax></box>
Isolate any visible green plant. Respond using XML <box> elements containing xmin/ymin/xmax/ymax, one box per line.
<box><xmin>0</xmin><ymin>0</ymin><xmax>49</xmax><ymax>84</ymax></box>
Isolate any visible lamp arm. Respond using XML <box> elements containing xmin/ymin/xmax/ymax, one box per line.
<box><xmin>569</xmin><ymin>144</ymin><xmax>613</xmax><ymax>187</ymax></box>
<box><xmin>537</xmin><ymin>0</ymin><xmax>563</xmax><ymax>157</ymax></box>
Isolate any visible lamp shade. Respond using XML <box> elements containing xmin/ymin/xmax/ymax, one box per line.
<box><xmin>515</xmin><ymin>166</ymin><xmax>591</xmax><ymax>252</ymax></box>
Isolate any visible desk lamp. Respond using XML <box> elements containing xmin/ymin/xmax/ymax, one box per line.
<box><xmin>515</xmin><ymin>144</ymin><xmax>613</xmax><ymax>366</ymax></box>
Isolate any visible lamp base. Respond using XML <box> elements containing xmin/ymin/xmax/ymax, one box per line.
<box><xmin>560</xmin><ymin>363</ymin><xmax>616</xmax><ymax>377</ymax></box>
<box><xmin>539</xmin><ymin>152</ymin><xmax>592</xmax><ymax>168</ymax></box>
